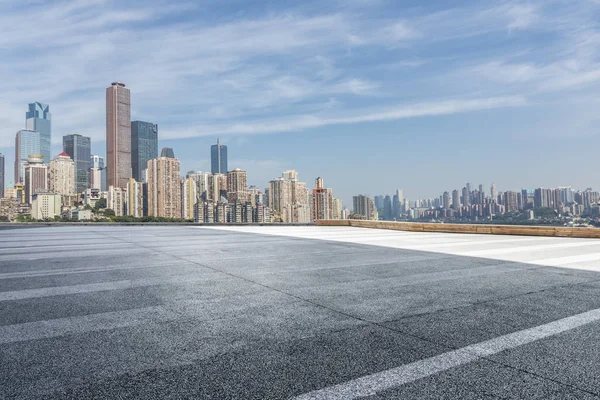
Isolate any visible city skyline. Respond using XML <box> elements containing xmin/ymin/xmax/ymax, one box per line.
<box><xmin>1</xmin><ymin>1</ymin><xmax>600</xmax><ymax>204</ymax></box>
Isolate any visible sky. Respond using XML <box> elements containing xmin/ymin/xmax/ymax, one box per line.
<box><xmin>2</xmin><ymin>0</ymin><xmax>600</xmax><ymax>206</ymax></box>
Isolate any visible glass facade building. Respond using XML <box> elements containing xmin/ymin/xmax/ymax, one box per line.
<box><xmin>63</xmin><ymin>134</ymin><xmax>91</xmax><ymax>194</ymax></box>
<box><xmin>14</xmin><ymin>129</ymin><xmax>41</xmax><ymax>183</ymax></box>
<box><xmin>131</xmin><ymin>121</ymin><xmax>158</xmax><ymax>182</ymax></box>
<box><xmin>25</xmin><ymin>102</ymin><xmax>51</xmax><ymax>164</ymax></box>
<box><xmin>90</xmin><ymin>155</ymin><xmax>106</xmax><ymax>191</ymax></box>
<box><xmin>160</xmin><ymin>147</ymin><xmax>174</xmax><ymax>158</ymax></box>
<box><xmin>211</xmin><ymin>139</ymin><xmax>228</xmax><ymax>174</ymax></box>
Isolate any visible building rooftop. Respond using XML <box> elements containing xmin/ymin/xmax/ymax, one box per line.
<box><xmin>1</xmin><ymin>225</ymin><xmax>600</xmax><ymax>398</ymax></box>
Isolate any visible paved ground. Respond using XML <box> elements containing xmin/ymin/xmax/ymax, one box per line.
<box><xmin>1</xmin><ymin>225</ymin><xmax>600</xmax><ymax>399</ymax></box>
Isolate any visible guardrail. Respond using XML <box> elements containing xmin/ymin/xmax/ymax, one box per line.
<box><xmin>316</xmin><ymin>220</ymin><xmax>600</xmax><ymax>239</ymax></box>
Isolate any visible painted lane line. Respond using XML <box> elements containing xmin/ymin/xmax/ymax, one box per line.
<box><xmin>294</xmin><ymin>307</ymin><xmax>600</xmax><ymax>399</ymax></box>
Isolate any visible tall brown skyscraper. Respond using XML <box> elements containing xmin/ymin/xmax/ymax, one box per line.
<box><xmin>226</xmin><ymin>168</ymin><xmax>248</xmax><ymax>203</ymax></box>
<box><xmin>106</xmin><ymin>82</ymin><xmax>132</xmax><ymax>188</ymax></box>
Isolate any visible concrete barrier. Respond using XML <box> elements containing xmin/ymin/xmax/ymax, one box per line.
<box><xmin>316</xmin><ymin>220</ymin><xmax>600</xmax><ymax>239</ymax></box>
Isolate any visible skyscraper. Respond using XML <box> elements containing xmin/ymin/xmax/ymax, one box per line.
<box><xmin>312</xmin><ymin>177</ymin><xmax>333</xmax><ymax>221</ymax></box>
<box><xmin>90</xmin><ymin>155</ymin><xmax>106</xmax><ymax>191</ymax></box>
<box><xmin>452</xmin><ymin>189</ymin><xmax>460</xmax><ymax>211</ymax></box>
<box><xmin>491</xmin><ymin>183</ymin><xmax>498</xmax><ymax>203</ymax></box>
<box><xmin>48</xmin><ymin>152</ymin><xmax>75</xmax><ymax>206</ymax></box>
<box><xmin>106</xmin><ymin>82</ymin><xmax>132</xmax><ymax>188</ymax></box>
<box><xmin>147</xmin><ymin>157</ymin><xmax>181</xmax><ymax>218</ymax></box>
<box><xmin>131</xmin><ymin>121</ymin><xmax>158</xmax><ymax>181</ymax></box>
<box><xmin>353</xmin><ymin>194</ymin><xmax>374</xmax><ymax>220</ymax></box>
<box><xmin>15</xmin><ymin>130</ymin><xmax>41</xmax><ymax>183</ymax></box>
<box><xmin>443</xmin><ymin>191</ymin><xmax>450</xmax><ymax>209</ymax></box>
<box><xmin>282</xmin><ymin>170</ymin><xmax>299</xmax><ymax>181</ymax></box>
<box><xmin>160</xmin><ymin>147</ymin><xmax>174</xmax><ymax>158</ymax></box>
<box><xmin>211</xmin><ymin>139</ymin><xmax>227</xmax><ymax>174</ymax></box>
<box><xmin>23</xmin><ymin>155</ymin><xmax>48</xmax><ymax>205</ymax></box>
<box><xmin>383</xmin><ymin>195</ymin><xmax>392</xmax><ymax>220</ymax></box>
<box><xmin>63</xmin><ymin>134</ymin><xmax>91</xmax><ymax>194</ymax></box>
<box><xmin>0</xmin><ymin>153</ymin><xmax>4</xmax><ymax>198</ymax></box>
<box><xmin>25</xmin><ymin>102</ymin><xmax>51</xmax><ymax>164</ymax></box>
<box><xmin>227</xmin><ymin>168</ymin><xmax>248</xmax><ymax>203</ymax></box>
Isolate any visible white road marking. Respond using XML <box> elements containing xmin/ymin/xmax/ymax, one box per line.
<box><xmin>294</xmin><ymin>307</ymin><xmax>600</xmax><ymax>399</ymax></box>
<box><xmin>197</xmin><ymin>226</ymin><xmax>600</xmax><ymax>272</ymax></box>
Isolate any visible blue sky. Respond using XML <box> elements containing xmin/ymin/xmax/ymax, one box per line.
<box><xmin>1</xmin><ymin>0</ymin><xmax>600</xmax><ymax>206</ymax></box>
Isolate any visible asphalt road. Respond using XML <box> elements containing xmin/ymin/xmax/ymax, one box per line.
<box><xmin>1</xmin><ymin>225</ymin><xmax>600</xmax><ymax>399</ymax></box>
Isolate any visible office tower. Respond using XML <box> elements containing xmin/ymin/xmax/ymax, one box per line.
<box><xmin>181</xmin><ymin>177</ymin><xmax>197</xmax><ymax>220</ymax></box>
<box><xmin>353</xmin><ymin>195</ymin><xmax>374</xmax><ymax>220</ymax></box>
<box><xmin>90</xmin><ymin>155</ymin><xmax>106</xmax><ymax>191</ymax></box>
<box><xmin>490</xmin><ymin>183</ymin><xmax>498</xmax><ymax>203</ymax></box>
<box><xmin>25</xmin><ymin>102</ymin><xmax>51</xmax><ymax>164</ymax></box>
<box><xmin>227</xmin><ymin>168</ymin><xmax>248</xmax><ymax>203</ymax></box>
<box><xmin>282</xmin><ymin>170</ymin><xmax>299</xmax><ymax>181</ymax></box>
<box><xmin>452</xmin><ymin>189</ymin><xmax>460</xmax><ymax>211</ymax></box>
<box><xmin>147</xmin><ymin>157</ymin><xmax>182</xmax><ymax>218</ymax></box>
<box><xmin>160</xmin><ymin>147</ymin><xmax>174</xmax><ymax>158</ymax></box>
<box><xmin>62</xmin><ymin>134</ymin><xmax>91</xmax><ymax>194</ymax></box>
<box><xmin>23</xmin><ymin>155</ymin><xmax>48</xmax><ymax>204</ymax></box>
<box><xmin>374</xmin><ymin>195</ymin><xmax>383</xmax><ymax>210</ymax></box>
<box><xmin>15</xmin><ymin>130</ymin><xmax>41</xmax><ymax>183</ymax></box>
<box><xmin>131</xmin><ymin>121</ymin><xmax>158</xmax><ymax>181</ymax></box>
<box><xmin>462</xmin><ymin>187</ymin><xmax>470</xmax><ymax>207</ymax></box>
<box><xmin>106</xmin><ymin>82</ymin><xmax>132</xmax><ymax>188</ymax></box>
<box><xmin>211</xmin><ymin>139</ymin><xmax>227</xmax><ymax>174</ymax></box>
<box><xmin>312</xmin><ymin>177</ymin><xmax>333</xmax><ymax>221</ymax></box>
<box><xmin>384</xmin><ymin>195</ymin><xmax>392</xmax><ymax>220</ymax></box>
<box><xmin>0</xmin><ymin>153</ymin><xmax>4</xmax><ymax>198</ymax></box>
<box><xmin>126</xmin><ymin>178</ymin><xmax>144</xmax><ymax>217</ymax></box>
<box><xmin>48</xmin><ymin>152</ymin><xmax>75</xmax><ymax>206</ymax></box>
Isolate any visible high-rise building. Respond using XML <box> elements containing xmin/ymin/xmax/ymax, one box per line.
<box><xmin>227</xmin><ymin>168</ymin><xmax>248</xmax><ymax>203</ymax></box>
<box><xmin>452</xmin><ymin>189</ymin><xmax>460</xmax><ymax>211</ymax></box>
<box><xmin>160</xmin><ymin>147</ymin><xmax>174</xmax><ymax>158</ymax></box>
<box><xmin>106</xmin><ymin>82</ymin><xmax>132</xmax><ymax>188</ymax></box>
<box><xmin>107</xmin><ymin>186</ymin><xmax>126</xmax><ymax>216</ymax></box>
<box><xmin>462</xmin><ymin>187</ymin><xmax>470</xmax><ymax>207</ymax></box>
<box><xmin>25</xmin><ymin>102</ymin><xmax>51</xmax><ymax>164</ymax></box>
<box><xmin>268</xmin><ymin>177</ymin><xmax>292</xmax><ymax>220</ymax></box>
<box><xmin>23</xmin><ymin>155</ymin><xmax>48</xmax><ymax>205</ymax></box>
<box><xmin>147</xmin><ymin>157</ymin><xmax>182</xmax><ymax>218</ymax></box>
<box><xmin>48</xmin><ymin>152</ymin><xmax>75</xmax><ymax>206</ymax></box>
<box><xmin>211</xmin><ymin>139</ymin><xmax>227</xmax><ymax>174</ymax></box>
<box><xmin>312</xmin><ymin>177</ymin><xmax>333</xmax><ymax>221</ymax></box>
<box><xmin>353</xmin><ymin>194</ymin><xmax>375</xmax><ymax>220</ymax></box>
<box><xmin>126</xmin><ymin>178</ymin><xmax>144</xmax><ymax>217</ymax></box>
<box><xmin>181</xmin><ymin>176</ymin><xmax>197</xmax><ymax>220</ymax></box>
<box><xmin>490</xmin><ymin>183</ymin><xmax>498</xmax><ymax>203</ymax></box>
<box><xmin>188</xmin><ymin>171</ymin><xmax>211</xmax><ymax>201</ymax></box>
<box><xmin>131</xmin><ymin>121</ymin><xmax>158</xmax><ymax>181</ymax></box>
<box><xmin>383</xmin><ymin>195</ymin><xmax>392</xmax><ymax>220</ymax></box>
<box><xmin>63</xmin><ymin>134</ymin><xmax>91</xmax><ymax>194</ymax></box>
<box><xmin>0</xmin><ymin>153</ymin><xmax>4</xmax><ymax>198</ymax></box>
<box><xmin>90</xmin><ymin>155</ymin><xmax>106</xmax><ymax>191</ymax></box>
<box><xmin>15</xmin><ymin>130</ymin><xmax>41</xmax><ymax>183</ymax></box>
<box><xmin>332</xmin><ymin>198</ymin><xmax>343</xmax><ymax>220</ymax></box>
<box><xmin>282</xmin><ymin>170</ymin><xmax>299</xmax><ymax>181</ymax></box>
<box><xmin>442</xmin><ymin>191</ymin><xmax>450</xmax><ymax>209</ymax></box>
